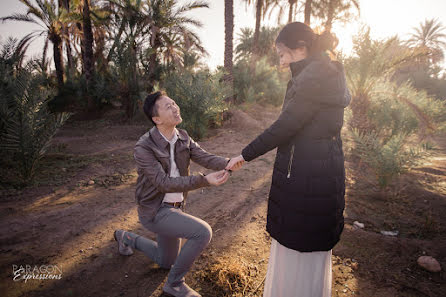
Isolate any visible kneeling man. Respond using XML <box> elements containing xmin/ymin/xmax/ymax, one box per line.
<box><xmin>114</xmin><ymin>91</ymin><xmax>231</xmax><ymax>297</ymax></box>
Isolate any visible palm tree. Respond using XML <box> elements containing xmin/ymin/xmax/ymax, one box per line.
<box><xmin>0</xmin><ymin>37</ymin><xmax>70</xmax><ymax>182</ymax></box>
<box><xmin>323</xmin><ymin>0</ymin><xmax>359</xmax><ymax>32</ymax></box>
<box><xmin>345</xmin><ymin>29</ymin><xmax>423</xmax><ymax>132</ymax></box>
<box><xmin>224</xmin><ymin>0</ymin><xmax>234</xmax><ymax>94</ymax></box>
<box><xmin>106</xmin><ymin>0</ymin><xmax>151</xmax><ymax>117</ymax></box>
<box><xmin>243</xmin><ymin>0</ymin><xmax>266</xmax><ymax>63</ymax></box>
<box><xmin>264</xmin><ymin>0</ymin><xmax>298</xmax><ymax>24</ymax></box>
<box><xmin>145</xmin><ymin>0</ymin><xmax>209</xmax><ymax>88</ymax></box>
<box><xmin>407</xmin><ymin>18</ymin><xmax>446</xmax><ymax>65</ymax></box>
<box><xmin>1</xmin><ymin>0</ymin><xmax>68</xmax><ymax>89</ymax></box>
<box><xmin>105</xmin><ymin>0</ymin><xmax>208</xmax><ymax>117</ymax></box>
<box><xmin>68</xmin><ymin>0</ymin><xmax>110</xmax><ymax>73</ymax></box>
<box><xmin>253</xmin><ymin>0</ymin><xmax>263</xmax><ymax>60</ymax></box>
<box><xmin>287</xmin><ymin>0</ymin><xmax>298</xmax><ymax>23</ymax></box>
<box><xmin>235</xmin><ymin>27</ymin><xmax>280</xmax><ymax>65</ymax></box>
<box><xmin>304</xmin><ymin>0</ymin><xmax>312</xmax><ymax>25</ymax></box>
<box><xmin>58</xmin><ymin>0</ymin><xmax>74</xmax><ymax>71</ymax></box>
<box><xmin>82</xmin><ymin>0</ymin><xmax>95</xmax><ymax>91</ymax></box>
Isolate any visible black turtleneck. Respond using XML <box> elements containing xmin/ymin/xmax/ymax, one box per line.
<box><xmin>289</xmin><ymin>53</ymin><xmax>329</xmax><ymax>77</ymax></box>
<box><xmin>289</xmin><ymin>58</ymin><xmax>312</xmax><ymax>77</ymax></box>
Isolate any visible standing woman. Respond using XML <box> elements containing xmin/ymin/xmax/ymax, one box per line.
<box><xmin>227</xmin><ymin>22</ymin><xmax>351</xmax><ymax>297</ymax></box>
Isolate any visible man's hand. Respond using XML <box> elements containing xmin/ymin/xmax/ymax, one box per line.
<box><xmin>226</xmin><ymin>155</ymin><xmax>245</xmax><ymax>171</ymax></box>
<box><xmin>205</xmin><ymin>170</ymin><xmax>230</xmax><ymax>186</ymax></box>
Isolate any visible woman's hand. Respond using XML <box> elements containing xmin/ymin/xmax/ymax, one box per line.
<box><xmin>226</xmin><ymin>155</ymin><xmax>245</xmax><ymax>171</ymax></box>
<box><xmin>205</xmin><ymin>170</ymin><xmax>230</xmax><ymax>186</ymax></box>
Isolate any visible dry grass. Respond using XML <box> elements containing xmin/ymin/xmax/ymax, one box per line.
<box><xmin>194</xmin><ymin>257</ymin><xmax>264</xmax><ymax>297</ymax></box>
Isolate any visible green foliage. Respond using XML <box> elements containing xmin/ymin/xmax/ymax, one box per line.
<box><xmin>161</xmin><ymin>69</ymin><xmax>229</xmax><ymax>139</ymax></box>
<box><xmin>366</xmin><ymin>75</ymin><xmax>445</xmax><ymax>141</ymax></box>
<box><xmin>235</xmin><ymin>26</ymin><xmax>280</xmax><ymax>65</ymax></box>
<box><xmin>344</xmin><ymin>28</ymin><xmax>421</xmax><ymax>100</ymax></box>
<box><xmin>109</xmin><ymin>38</ymin><xmax>141</xmax><ymax>118</ymax></box>
<box><xmin>233</xmin><ymin>57</ymin><xmax>288</xmax><ymax>105</ymax></box>
<box><xmin>344</xmin><ymin>29</ymin><xmax>446</xmax><ymax>188</ymax></box>
<box><xmin>0</xmin><ymin>39</ymin><xmax>70</xmax><ymax>183</ymax></box>
<box><xmin>351</xmin><ymin>130</ymin><xmax>425</xmax><ymax>188</ymax></box>
<box><xmin>368</xmin><ymin>81</ymin><xmax>419</xmax><ymax>138</ymax></box>
<box><xmin>349</xmin><ymin>79</ymin><xmax>445</xmax><ymax>188</ymax></box>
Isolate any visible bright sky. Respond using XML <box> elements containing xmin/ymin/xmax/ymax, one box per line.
<box><xmin>1</xmin><ymin>0</ymin><xmax>446</xmax><ymax>70</ymax></box>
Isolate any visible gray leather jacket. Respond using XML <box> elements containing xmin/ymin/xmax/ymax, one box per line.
<box><xmin>134</xmin><ymin>126</ymin><xmax>228</xmax><ymax>221</ymax></box>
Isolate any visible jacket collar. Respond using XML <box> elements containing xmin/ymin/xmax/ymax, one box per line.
<box><xmin>289</xmin><ymin>53</ymin><xmax>329</xmax><ymax>77</ymax></box>
<box><xmin>289</xmin><ymin>58</ymin><xmax>312</xmax><ymax>77</ymax></box>
<box><xmin>149</xmin><ymin>126</ymin><xmax>187</xmax><ymax>149</ymax></box>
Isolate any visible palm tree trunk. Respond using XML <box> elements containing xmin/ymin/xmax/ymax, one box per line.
<box><xmin>65</xmin><ymin>38</ymin><xmax>73</xmax><ymax>71</ymax></box>
<box><xmin>148</xmin><ymin>27</ymin><xmax>161</xmax><ymax>92</ymax></box>
<box><xmin>60</xmin><ymin>0</ymin><xmax>73</xmax><ymax>72</ymax></box>
<box><xmin>250</xmin><ymin>0</ymin><xmax>262</xmax><ymax>73</ymax></box>
<box><xmin>148</xmin><ymin>49</ymin><xmax>158</xmax><ymax>93</ymax></box>
<box><xmin>304</xmin><ymin>0</ymin><xmax>312</xmax><ymax>25</ymax></box>
<box><xmin>288</xmin><ymin>0</ymin><xmax>297</xmax><ymax>23</ymax></box>
<box><xmin>82</xmin><ymin>0</ymin><xmax>95</xmax><ymax>110</ymax></box>
<box><xmin>325</xmin><ymin>0</ymin><xmax>335</xmax><ymax>32</ymax></box>
<box><xmin>252</xmin><ymin>0</ymin><xmax>262</xmax><ymax>56</ymax></box>
<box><xmin>224</xmin><ymin>0</ymin><xmax>234</xmax><ymax>99</ymax></box>
<box><xmin>52</xmin><ymin>35</ymin><xmax>64</xmax><ymax>89</ymax></box>
<box><xmin>126</xmin><ymin>39</ymin><xmax>139</xmax><ymax>118</ymax></box>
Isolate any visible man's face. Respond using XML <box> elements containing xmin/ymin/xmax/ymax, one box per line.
<box><xmin>152</xmin><ymin>96</ymin><xmax>182</xmax><ymax>127</ymax></box>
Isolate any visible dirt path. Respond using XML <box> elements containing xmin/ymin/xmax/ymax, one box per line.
<box><xmin>1</xmin><ymin>105</ymin><xmax>445</xmax><ymax>297</ymax></box>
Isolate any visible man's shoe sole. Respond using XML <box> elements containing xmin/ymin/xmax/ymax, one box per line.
<box><xmin>113</xmin><ymin>230</ymin><xmax>133</xmax><ymax>256</ymax></box>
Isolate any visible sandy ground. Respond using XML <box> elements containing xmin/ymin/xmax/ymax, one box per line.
<box><xmin>0</xmin><ymin>104</ymin><xmax>445</xmax><ymax>297</ymax></box>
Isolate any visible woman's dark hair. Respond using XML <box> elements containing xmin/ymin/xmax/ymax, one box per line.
<box><xmin>143</xmin><ymin>91</ymin><xmax>166</xmax><ymax>125</ymax></box>
<box><xmin>275</xmin><ymin>22</ymin><xmax>338</xmax><ymax>56</ymax></box>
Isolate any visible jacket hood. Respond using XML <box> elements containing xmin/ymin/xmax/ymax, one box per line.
<box><xmin>290</xmin><ymin>55</ymin><xmax>351</xmax><ymax>109</ymax></box>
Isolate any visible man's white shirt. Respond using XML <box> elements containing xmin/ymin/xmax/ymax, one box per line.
<box><xmin>159</xmin><ymin>128</ymin><xmax>184</xmax><ymax>203</ymax></box>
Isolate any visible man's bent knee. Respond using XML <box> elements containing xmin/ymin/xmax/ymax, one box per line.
<box><xmin>198</xmin><ymin>222</ymin><xmax>212</xmax><ymax>245</ymax></box>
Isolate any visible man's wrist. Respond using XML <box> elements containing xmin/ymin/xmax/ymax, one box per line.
<box><xmin>200</xmin><ymin>173</ymin><xmax>211</xmax><ymax>186</ymax></box>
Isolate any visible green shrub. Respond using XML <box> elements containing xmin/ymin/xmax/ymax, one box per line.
<box><xmin>233</xmin><ymin>57</ymin><xmax>288</xmax><ymax>105</ymax></box>
<box><xmin>351</xmin><ymin>130</ymin><xmax>426</xmax><ymax>188</ymax></box>
<box><xmin>0</xmin><ymin>38</ymin><xmax>70</xmax><ymax>183</ymax></box>
<box><xmin>0</xmin><ymin>71</ymin><xmax>70</xmax><ymax>183</ymax></box>
<box><xmin>162</xmin><ymin>70</ymin><xmax>229</xmax><ymax>139</ymax></box>
<box><xmin>368</xmin><ymin>81</ymin><xmax>419</xmax><ymax>138</ymax></box>
<box><xmin>367</xmin><ymin>80</ymin><xmax>446</xmax><ymax>138</ymax></box>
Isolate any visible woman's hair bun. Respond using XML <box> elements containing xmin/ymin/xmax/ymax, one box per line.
<box><xmin>316</xmin><ymin>31</ymin><xmax>339</xmax><ymax>52</ymax></box>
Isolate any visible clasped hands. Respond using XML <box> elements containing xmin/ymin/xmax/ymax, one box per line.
<box><xmin>204</xmin><ymin>155</ymin><xmax>246</xmax><ymax>186</ymax></box>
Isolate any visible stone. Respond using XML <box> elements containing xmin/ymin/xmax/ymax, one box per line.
<box><xmin>110</xmin><ymin>100</ymin><xmax>122</xmax><ymax>108</ymax></box>
<box><xmin>353</xmin><ymin>221</ymin><xmax>364</xmax><ymax>229</ymax></box>
<box><xmin>380</xmin><ymin>230</ymin><xmax>399</xmax><ymax>236</ymax></box>
<box><xmin>417</xmin><ymin>256</ymin><xmax>441</xmax><ymax>272</ymax></box>
<box><xmin>88</xmin><ymin>180</ymin><xmax>95</xmax><ymax>185</ymax></box>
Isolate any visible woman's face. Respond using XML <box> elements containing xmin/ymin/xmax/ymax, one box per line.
<box><xmin>276</xmin><ymin>43</ymin><xmax>307</xmax><ymax>68</ymax></box>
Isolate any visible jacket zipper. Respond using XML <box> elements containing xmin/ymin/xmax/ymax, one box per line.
<box><xmin>287</xmin><ymin>145</ymin><xmax>295</xmax><ymax>179</ymax></box>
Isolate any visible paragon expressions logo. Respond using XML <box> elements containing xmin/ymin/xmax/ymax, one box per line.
<box><xmin>12</xmin><ymin>264</ymin><xmax>63</xmax><ymax>283</ymax></box>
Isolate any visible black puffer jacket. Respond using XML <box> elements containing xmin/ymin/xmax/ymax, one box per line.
<box><xmin>242</xmin><ymin>54</ymin><xmax>351</xmax><ymax>252</ymax></box>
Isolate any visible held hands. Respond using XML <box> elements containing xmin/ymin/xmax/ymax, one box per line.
<box><xmin>205</xmin><ymin>170</ymin><xmax>230</xmax><ymax>186</ymax></box>
<box><xmin>226</xmin><ymin>155</ymin><xmax>245</xmax><ymax>171</ymax></box>
<box><xmin>205</xmin><ymin>155</ymin><xmax>245</xmax><ymax>186</ymax></box>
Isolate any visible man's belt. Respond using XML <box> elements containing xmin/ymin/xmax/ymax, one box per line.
<box><xmin>163</xmin><ymin>201</ymin><xmax>183</xmax><ymax>208</ymax></box>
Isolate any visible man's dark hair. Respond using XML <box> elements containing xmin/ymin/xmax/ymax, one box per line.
<box><xmin>143</xmin><ymin>91</ymin><xmax>165</xmax><ymax>125</ymax></box>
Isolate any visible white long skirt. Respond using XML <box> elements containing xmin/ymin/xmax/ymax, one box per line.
<box><xmin>263</xmin><ymin>238</ymin><xmax>332</xmax><ymax>297</ymax></box>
